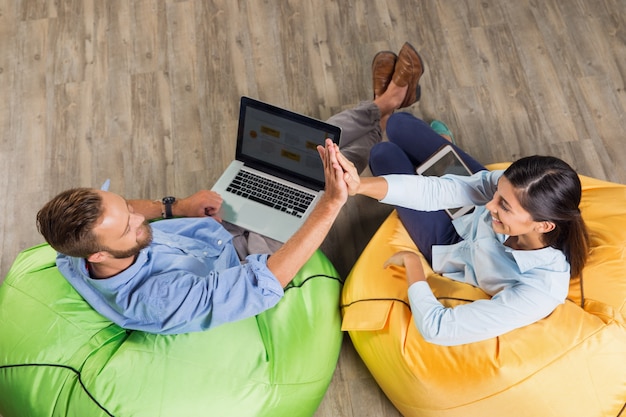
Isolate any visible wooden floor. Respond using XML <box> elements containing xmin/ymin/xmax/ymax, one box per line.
<box><xmin>1</xmin><ymin>0</ymin><xmax>625</xmax><ymax>415</ymax></box>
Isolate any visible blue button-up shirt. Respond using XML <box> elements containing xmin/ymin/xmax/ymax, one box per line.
<box><xmin>381</xmin><ymin>170</ymin><xmax>570</xmax><ymax>346</ymax></box>
<box><xmin>56</xmin><ymin>217</ymin><xmax>284</xmax><ymax>334</ymax></box>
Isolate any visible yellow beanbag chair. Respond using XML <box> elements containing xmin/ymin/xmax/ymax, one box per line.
<box><xmin>342</xmin><ymin>167</ymin><xmax>626</xmax><ymax>417</ymax></box>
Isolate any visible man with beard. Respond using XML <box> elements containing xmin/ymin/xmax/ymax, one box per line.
<box><xmin>35</xmin><ymin>140</ymin><xmax>349</xmax><ymax>334</ymax></box>
<box><xmin>35</xmin><ymin>42</ymin><xmax>425</xmax><ymax>334</ymax></box>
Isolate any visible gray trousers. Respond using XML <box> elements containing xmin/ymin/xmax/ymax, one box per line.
<box><xmin>227</xmin><ymin>101</ymin><xmax>383</xmax><ymax>258</ymax></box>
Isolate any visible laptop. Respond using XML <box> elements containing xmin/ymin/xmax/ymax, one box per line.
<box><xmin>211</xmin><ymin>96</ymin><xmax>342</xmax><ymax>242</ymax></box>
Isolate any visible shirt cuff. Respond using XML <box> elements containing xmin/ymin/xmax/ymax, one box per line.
<box><xmin>245</xmin><ymin>254</ymin><xmax>284</xmax><ymax>297</ymax></box>
<box><xmin>379</xmin><ymin>175</ymin><xmax>404</xmax><ymax>204</ymax></box>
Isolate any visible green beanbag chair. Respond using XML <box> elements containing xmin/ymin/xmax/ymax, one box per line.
<box><xmin>0</xmin><ymin>244</ymin><xmax>342</xmax><ymax>417</ymax></box>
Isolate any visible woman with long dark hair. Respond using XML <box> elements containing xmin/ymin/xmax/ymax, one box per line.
<box><xmin>335</xmin><ymin>112</ymin><xmax>590</xmax><ymax>346</ymax></box>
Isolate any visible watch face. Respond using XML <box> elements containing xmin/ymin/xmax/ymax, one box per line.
<box><xmin>163</xmin><ymin>196</ymin><xmax>175</xmax><ymax>204</ymax></box>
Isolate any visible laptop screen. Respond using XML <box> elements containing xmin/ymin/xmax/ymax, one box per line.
<box><xmin>236</xmin><ymin>97</ymin><xmax>342</xmax><ymax>190</ymax></box>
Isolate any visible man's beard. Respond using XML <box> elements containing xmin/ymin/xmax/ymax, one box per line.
<box><xmin>105</xmin><ymin>222</ymin><xmax>154</xmax><ymax>259</ymax></box>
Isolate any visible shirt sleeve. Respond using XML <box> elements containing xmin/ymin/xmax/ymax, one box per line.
<box><xmin>109</xmin><ymin>254</ymin><xmax>284</xmax><ymax>334</ymax></box>
<box><xmin>407</xmin><ymin>277</ymin><xmax>564</xmax><ymax>346</ymax></box>
<box><xmin>380</xmin><ymin>170</ymin><xmax>503</xmax><ymax>211</ymax></box>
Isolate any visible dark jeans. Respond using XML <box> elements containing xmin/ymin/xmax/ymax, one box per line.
<box><xmin>369</xmin><ymin>112</ymin><xmax>486</xmax><ymax>263</ymax></box>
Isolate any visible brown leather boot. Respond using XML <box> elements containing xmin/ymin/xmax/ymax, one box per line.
<box><xmin>372</xmin><ymin>51</ymin><xmax>397</xmax><ymax>99</ymax></box>
<box><xmin>391</xmin><ymin>42</ymin><xmax>425</xmax><ymax>108</ymax></box>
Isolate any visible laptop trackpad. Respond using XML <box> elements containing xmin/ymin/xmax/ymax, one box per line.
<box><xmin>218</xmin><ymin>196</ymin><xmax>303</xmax><ymax>243</ymax></box>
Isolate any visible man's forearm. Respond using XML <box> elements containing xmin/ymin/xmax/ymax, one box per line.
<box><xmin>128</xmin><ymin>199</ymin><xmax>164</xmax><ymax>220</ymax></box>
<box><xmin>128</xmin><ymin>191</ymin><xmax>223</xmax><ymax>220</ymax></box>
<box><xmin>266</xmin><ymin>195</ymin><xmax>343</xmax><ymax>287</ymax></box>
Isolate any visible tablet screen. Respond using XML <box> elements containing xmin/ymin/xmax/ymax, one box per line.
<box><xmin>416</xmin><ymin>145</ymin><xmax>474</xmax><ymax>218</ymax></box>
<box><xmin>419</xmin><ymin>148</ymin><xmax>472</xmax><ymax>177</ymax></box>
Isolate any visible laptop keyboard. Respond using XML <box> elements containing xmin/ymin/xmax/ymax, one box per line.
<box><xmin>226</xmin><ymin>170</ymin><xmax>316</xmax><ymax>218</ymax></box>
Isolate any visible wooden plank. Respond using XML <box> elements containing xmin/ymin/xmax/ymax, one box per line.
<box><xmin>2</xmin><ymin>18</ymin><xmax>49</xmax><ymax>277</ymax></box>
<box><xmin>577</xmin><ymin>75</ymin><xmax>626</xmax><ymax>182</ymax></box>
<box><xmin>129</xmin><ymin>0</ymin><xmax>167</xmax><ymax>74</ymax></box>
<box><xmin>164</xmin><ymin>0</ymin><xmax>205</xmax><ymax>194</ymax></box>
<box><xmin>502</xmin><ymin>1</ymin><xmax>581</xmax><ymax>145</ymax></box>
<box><xmin>50</xmin><ymin>0</ymin><xmax>86</xmax><ymax>85</ymax></box>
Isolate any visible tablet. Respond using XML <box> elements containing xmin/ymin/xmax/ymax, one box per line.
<box><xmin>416</xmin><ymin>144</ymin><xmax>475</xmax><ymax>219</ymax></box>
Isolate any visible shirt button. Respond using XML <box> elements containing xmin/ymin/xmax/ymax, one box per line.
<box><xmin>217</xmin><ymin>240</ymin><xmax>223</xmax><ymax>245</ymax></box>
<box><xmin>203</xmin><ymin>252</ymin><xmax>208</xmax><ymax>256</ymax></box>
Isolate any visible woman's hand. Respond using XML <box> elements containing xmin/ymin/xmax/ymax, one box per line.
<box><xmin>384</xmin><ymin>251</ymin><xmax>427</xmax><ymax>285</ymax></box>
<box><xmin>333</xmin><ymin>143</ymin><xmax>361</xmax><ymax>196</ymax></box>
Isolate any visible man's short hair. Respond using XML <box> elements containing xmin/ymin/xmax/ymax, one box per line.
<box><xmin>36</xmin><ymin>188</ymin><xmax>104</xmax><ymax>258</ymax></box>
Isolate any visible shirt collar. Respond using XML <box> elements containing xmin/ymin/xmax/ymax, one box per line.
<box><xmin>506</xmin><ymin>245</ymin><xmax>565</xmax><ymax>273</ymax></box>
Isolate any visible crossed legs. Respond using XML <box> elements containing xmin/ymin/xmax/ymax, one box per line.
<box><xmin>369</xmin><ymin>112</ymin><xmax>486</xmax><ymax>263</ymax></box>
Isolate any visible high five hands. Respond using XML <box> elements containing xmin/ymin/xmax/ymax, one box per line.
<box><xmin>315</xmin><ymin>140</ymin><xmax>360</xmax><ymax>195</ymax></box>
<box><xmin>317</xmin><ymin>139</ymin><xmax>352</xmax><ymax>207</ymax></box>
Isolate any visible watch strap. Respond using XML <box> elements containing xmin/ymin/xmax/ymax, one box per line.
<box><xmin>162</xmin><ymin>196</ymin><xmax>176</xmax><ymax>219</ymax></box>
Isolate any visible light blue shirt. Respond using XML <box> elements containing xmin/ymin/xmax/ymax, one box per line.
<box><xmin>381</xmin><ymin>171</ymin><xmax>570</xmax><ymax>346</ymax></box>
<box><xmin>56</xmin><ymin>217</ymin><xmax>284</xmax><ymax>334</ymax></box>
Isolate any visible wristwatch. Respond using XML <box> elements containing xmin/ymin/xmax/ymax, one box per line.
<box><xmin>161</xmin><ymin>196</ymin><xmax>176</xmax><ymax>219</ymax></box>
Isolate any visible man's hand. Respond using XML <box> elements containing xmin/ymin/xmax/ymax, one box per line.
<box><xmin>317</xmin><ymin>139</ymin><xmax>349</xmax><ymax>207</ymax></box>
<box><xmin>176</xmin><ymin>190</ymin><xmax>223</xmax><ymax>221</ymax></box>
